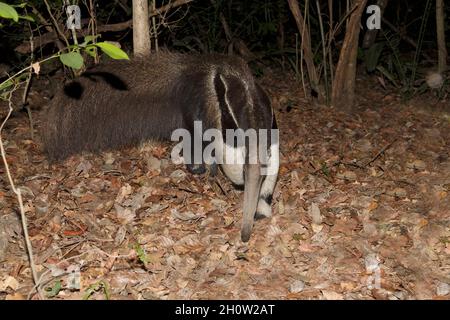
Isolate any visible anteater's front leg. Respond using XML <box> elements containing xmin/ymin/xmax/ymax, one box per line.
<box><xmin>184</xmin><ymin>121</ymin><xmax>209</xmax><ymax>175</ymax></box>
<box><xmin>255</xmin><ymin>141</ymin><xmax>279</xmax><ymax>220</ymax></box>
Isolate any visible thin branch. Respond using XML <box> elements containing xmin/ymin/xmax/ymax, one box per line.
<box><xmin>28</xmin><ymin>2</ymin><xmax>65</xmax><ymax>51</ymax></box>
<box><xmin>363</xmin><ymin>139</ymin><xmax>397</xmax><ymax>167</ymax></box>
<box><xmin>151</xmin><ymin>0</ymin><xmax>159</xmax><ymax>53</ymax></box>
<box><xmin>43</xmin><ymin>0</ymin><xmax>70</xmax><ymax>49</ymax></box>
<box><xmin>23</xmin><ymin>12</ymin><xmax>35</xmax><ymax>140</ymax></box>
<box><xmin>114</xmin><ymin>0</ymin><xmax>131</xmax><ymax>14</ymax></box>
<box><xmin>316</xmin><ymin>0</ymin><xmax>329</xmax><ymax>104</ymax></box>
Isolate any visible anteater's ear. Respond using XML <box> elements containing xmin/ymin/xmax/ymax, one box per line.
<box><xmin>214</xmin><ymin>74</ymin><xmax>248</xmax><ymax>129</ymax></box>
<box><xmin>63</xmin><ymin>81</ymin><xmax>84</xmax><ymax>100</ymax></box>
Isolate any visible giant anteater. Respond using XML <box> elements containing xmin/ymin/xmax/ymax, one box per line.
<box><xmin>42</xmin><ymin>52</ymin><xmax>279</xmax><ymax>242</ymax></box>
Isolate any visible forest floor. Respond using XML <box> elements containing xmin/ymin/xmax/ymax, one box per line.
<box><xmin>0</xmin><ymin>69</ymin><xmax>449</xmax><ymax>300</ymax></box>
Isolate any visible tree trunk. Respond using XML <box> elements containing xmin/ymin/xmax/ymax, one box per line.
<box><xmin>287</xmin><ymin>0</ymin><xmax>321</xmax><ymax>98</ymax></box>
<box><xmin>436</xmin><ymin>0</ymin><xmax>448</xmax><ymax>73</ymax></box>
<box><xmin>132</xmin><ymin>0</ymin><xmax>150</xmax><ymax>57</ymax></box>
<box><xmin>362</xmin><ymin>0</ymin><xmax>389</xmax><ymax>49</ymax></box>
<box><xmin>331</xmin><ymin>0</ymin><xmax>368</xmax><ymax>111</ymax></box>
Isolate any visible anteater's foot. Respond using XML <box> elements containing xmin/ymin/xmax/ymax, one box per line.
<box><xmin>254</xmin><ymin>212</ymin><xmax>269</xmax><ymax>220</ymax></box>
<box><xmin>186</xmin><ymin>164</ymin><xmax>206</xmax><ymax>175</ymax></box>
<box><xmin>255</xmin><ymin>195</ymin><xmax>273</xmax><ymax>220</ymax></box>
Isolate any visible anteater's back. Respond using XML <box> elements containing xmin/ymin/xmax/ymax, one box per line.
<box><xmin>42</xmin><ymin>52</ymin><xmax>255</xmax><ymax>161</ymax></box>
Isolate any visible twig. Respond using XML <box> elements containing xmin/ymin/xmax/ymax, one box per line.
<box><xmin>214</xmin><ymin>180</ymin><xmax>228</xmax><ymax>198</ymax></box>
<box><xmin>28</xmin><ymin>2</ymin><xmax>65</xmax><ymax>51</ymax></box>
<box><xmin>308</xmin><ymin>161</ymin><xmax>333</xmax><ymax>183</ymax></box>
<box><xmin>327</xmin><ymin>0</ymin><xmax>334</xmax><ymax>83</ymax></box>
<box><xmin>113</xmin><ymin>0</ymin><xmax>131</xmax><ymax>14</ymax></box>
<box><xmin>363</xmin><ymin>139</ymin><xmax>397</xmax><ymax>167</ymax></box>
<box><xmin>151</xmin><ymin>0</ymin><xmax>159</xmax><ymax>53</ymax></box>
<box><xmin>309</xmin><ymin>158</ymin><xmax>365</xmax><ymax>177</ymax></box>
<box><xmin>316</xmin><ymin>0</ymin><xmax>329</xmax><ymax>104</ymax></box>
<box><xmin>43</xmin><ymin>0</ymin><xmax>70</xmax><ymax>49</ymax></box>
<box><xmin>0</xmin><ymin>85</ymin><xmax>44</xmax><ymax>300</ymax></box>
<box><xmin>85</xmin><ymin>0</ymin><xmax>99</xmax><ymax>63</ymax></box>
<box><xmin>23</xmin><ymin>107</ymin><xmax>34</xmax><ymax>142</ymax></box>
<box><xmin>23</xmin><ymin>15</ymin><xmax>35</xmax><ymax>140</ymax></box>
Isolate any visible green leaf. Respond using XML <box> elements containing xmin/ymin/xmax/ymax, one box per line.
<box><xmin>321</xmin><ymin>163</ymin><xmax>330</xmax><ymax>177</ymax></box>
<box><xmin>84</xmin><ymin>45</ymin><xmax>97</xmax><ymax>58</ymax></box>
<box><xmin>0</xmin><ymin>79</ymin><xmax>13</xmax><ymax>91</ymax></box>
<box><xmin>59</xmin><ymin>51</ymin><xmax>84</xmax><ymax>69</ymax></box>
<box><xmin>12</xmin><ymin>2</ymin><xmax>28</xmax><ymax>8</ymax></box>
<box><xmin>96</xmin><ymin>42</ymin><xmax>129</xmax><ymax>60</ymax></box>
<box><xmin>45</xmin><ymin>280</ymin><xmax>62</xmax><ymax>298</ymax></box>
<box><xmin>135</xmin><ymin>243</ymin><xmax>149</xmax><ymax>265</ymax></box>
<box><xmin>84</xmin><ymin>35</ymin><xmax>97</xmax><ymax>44</ymax></box>
<box><xmin>19</xmin><ymin>14</ymin><xmax>34</xmax><ymax>22</ymax></box>
<box><xmin>0</xmin><ymin>2</ymin><xmax>19</xmax><ymax>22</ymax></box>
<box><xmin>80</xmin><ymin>35</ymin><xmax>99</xmax><ymax>47</ymax></box>
<box><xmin>83</xmin><ymin>281</ymin><xmax>110</xmax><ymax>300</ymax></box>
